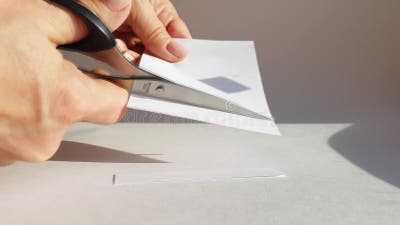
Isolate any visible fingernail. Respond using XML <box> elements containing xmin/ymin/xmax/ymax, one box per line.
<box><xmin>167</xmin><ymin>41</ymin><xmax>188</xmax><ymax>58</ymax></box>
<box><xmin>123</xmin><ymin>52</ymin><xmax>135</xmax><ymax>62</ymax></box>
<box><xmin>102</xmin><ymin>0</ymin><xmax>131</xmax><ymax>11</ymax></box>
<box><xmin>116</xmin><ymin>40</ymin><xmax>125</xmax><ymax>52</ymax></box>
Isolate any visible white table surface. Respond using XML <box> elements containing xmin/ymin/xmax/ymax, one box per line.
<box><xmin>1</xmin><ymin>0</ymin><xmax>400</xmax><ymax>224</ymax></box>
<box><xmin>1</xmin><ymin>122</ymin><xmax>400</xmax><ymax>225</ymax></box>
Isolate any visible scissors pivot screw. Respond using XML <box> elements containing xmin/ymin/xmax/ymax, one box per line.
<box><xmin>155</xmin><ymin>85</ymin><xmax>165</xmax><ymax>92</ymax></box>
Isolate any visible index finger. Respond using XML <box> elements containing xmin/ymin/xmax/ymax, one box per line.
<box><xmin>167</xmin><ymin>17</ymin><xmax>192</xmax><ymax>39</ymax></box>
<box><xmin>154</xmin><ymin>0</ymin><xmax>192</xmax><ymax>38</ymax></box>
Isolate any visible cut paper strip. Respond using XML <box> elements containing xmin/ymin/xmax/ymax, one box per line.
<box><xmin>113</xmin><ymin>168</ymin><xmax>286</xmax><ymax>186</ymax></box>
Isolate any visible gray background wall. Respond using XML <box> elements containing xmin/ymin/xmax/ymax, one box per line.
<box><xmin>132</xmin><ymin>0</ymin><xmax>399</xmax><ymax>123</ymax></box>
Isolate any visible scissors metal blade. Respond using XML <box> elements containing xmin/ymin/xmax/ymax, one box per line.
<box><xmin>131</xmin><ymin>79</ymin><xmax>271</xmax><ymax>120</ymax></box>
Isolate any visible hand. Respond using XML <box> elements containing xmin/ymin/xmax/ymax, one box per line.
<box><xmin>0</xmin><ymin>0</ymin><xmax>132</xmax><ymax>166</ymax></box>
<box><xmin>124</xmin><ymin>0</ymin><xmax>192</xmax><ymax>62</ymax></box>
<box><xmin>98</xmin><ymin>0</ymin><xmax>192</xmax><ymax>63</ymax></box>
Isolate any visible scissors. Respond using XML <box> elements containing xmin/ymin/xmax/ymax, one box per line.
<box><xmin>49</xmin><ymin>0</ymin><xmax>271</xmax><ymax>120</ymax></box>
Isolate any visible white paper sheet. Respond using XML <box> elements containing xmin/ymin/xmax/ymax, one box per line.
<box><xmin>128</xmin><ymin>39</ymin><xmax>279</xmax><ymax>135</ymax></box>
<box><xmin>113</xmin><ymin>168</ymin><xmax>286</xmax><ymax>185</ymax></box>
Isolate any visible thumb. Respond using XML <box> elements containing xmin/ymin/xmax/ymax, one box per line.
<box><xmin>47</xmin><ymin>0</ymin><xmax>131</xmax><ymax>45</ymax></box>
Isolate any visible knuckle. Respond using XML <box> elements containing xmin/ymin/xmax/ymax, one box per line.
<box><xmin>26</xmin><ymin>150</ymin><xmax>54</xmax><ymax>163</ymax></box>
<box><xmin>53</xmin><ymin>66</ymin><xmax>88</xmax><ymax>124</ymax></box>
<box><xmin>159</xmin><ymin>9</ymin><xmax>175</xmax><ymax>24</ymax></box>
<box><xmin>103</xmin><ymin>100</ymin><xmax>128</xmax><ymax>125</ymax></box>
<box><xmin>55</xmin><ymin>88</ymin><xmax>86</xmax><ymax>124</ymax></box>
<box><xmin>146</xmin><ymin>25</ymin><xmax>170</xmax><ymax>45</ymax></box>
<box><xmin>0</xmin><ymin>150</ymin><xmax>16</xmax><ymax>167</ymax></box>
<box><xmin>103</xmin><ymin>117</ymin><xmax>120</xmax><ymax>125</ymax></box>
<box><xmin>102</xmin><ymin>106</ymin><xmax>126</xmax><ymax>125</ymax></box>
<box><xmin>22</xmin><ymin>132</ymin><xmax>64</xmax><ymax>163</ymax></box>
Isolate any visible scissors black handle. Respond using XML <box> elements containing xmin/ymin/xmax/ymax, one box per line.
<box><xmin>48</xmin><ymin>0</ymin><xmax>115</xmax><ymax>52</ymax></box>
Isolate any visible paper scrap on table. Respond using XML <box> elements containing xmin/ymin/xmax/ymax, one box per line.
<box><xmin>128</xmin><ymin>39</ymin><xmax>280</xmax><ymax>135</ymax></box>
<box><xmin>113</xmin><ymin>168</ymin><xmax>286</xmax><ymax>185</ymax></box>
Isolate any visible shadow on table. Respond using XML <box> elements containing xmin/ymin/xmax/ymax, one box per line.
<box><xmin>50</xmin><ymin>141</ymin><xmax>168</xmax><ymax>163</ymax></box>
<box><xmin>328</xmin><ymin>114</ymin><xmax>400</xmax><ymax>188</ymax></box>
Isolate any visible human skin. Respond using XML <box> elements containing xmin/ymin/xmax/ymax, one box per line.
<box><xmin>0</xmin><ymin>0</ymin><xmax>191</xmax><ymax>166</ymax></box>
